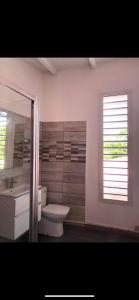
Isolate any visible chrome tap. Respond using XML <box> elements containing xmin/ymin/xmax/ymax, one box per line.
<box><xmin>8</xmin><ymin>177</ymin><xmax>18</xmax><ymax>189</ymax></box>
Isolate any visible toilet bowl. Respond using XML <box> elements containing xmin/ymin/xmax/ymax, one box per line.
<box><xmin>38</xmin><ymin>187</ymin><xmax>70</xmax><ymax>237</ymax></box>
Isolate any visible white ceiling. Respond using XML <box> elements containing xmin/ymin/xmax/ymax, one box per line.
<box><xmin>23</xmin><ymin>57</ymin><xmax>119</xmax><ymax>74</ymax></box>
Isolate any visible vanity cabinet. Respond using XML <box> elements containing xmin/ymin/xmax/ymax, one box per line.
<box><xmin>15</xmin><ymin>193</ymin><xmax>30</xmax><ymax>216</ymax></box>
<box><xmin>0</xmin><ymin>191</ymin><xmax>41</xmax><ymax>240</ymax></box>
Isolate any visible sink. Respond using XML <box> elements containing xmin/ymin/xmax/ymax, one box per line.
<box><xmin>0</xmin><ymin>184</ymin><xmax>42</xmax><ymax>198</ymax></box>
<box><xmin>0</xmin><ymin>184</ymin><xmax>30</xmax><ymax>197</ymax></box>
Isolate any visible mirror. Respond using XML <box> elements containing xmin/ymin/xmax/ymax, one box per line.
<box><xmin>0</xmin><ymin>84</ymin><xmax>31</xmax><ymax>189</ymax></box>
<box><xmin>0</xmin><ymin>108</ymin><xmax>31</xmax><ymax>171</ymax></box>
<box><xmin>0</xmin><ymin>109</ymin><xmax>26</xmax><ymax>169</ymax></box>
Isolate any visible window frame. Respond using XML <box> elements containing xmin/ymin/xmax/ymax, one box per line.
<box><xmin>98</xmin><ymin>90</ymin><xmax>132</xmax><ymax>206</ymax></box>
<box><xmin>0</xmin><ymin>112</ymin><xmax>8</xmax><ymax>169</ymax></box>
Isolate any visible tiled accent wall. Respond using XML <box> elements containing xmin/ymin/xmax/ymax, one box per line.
<box><xmin>13</xmin><ymin>123</ymin><xmax>24</xmax><ymax>167</ymax></box>
<box><xmin>40</xmin><ymin>121</ymin><xmax>86</xmax><ymax>223</ymax></box>
<box><xmin>13</xmin><ymin>118</ymin><xmax>31</xmax><ymax>168</ymax></box>
<box><xmin>23</xmin><ymin>118</ymin><xmax>31</xmax><ymax>167</ymax></box>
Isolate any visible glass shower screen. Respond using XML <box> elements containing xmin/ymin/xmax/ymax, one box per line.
<box><xmin>0</xmin><ymin>80</ymin><xmax>39</xmax><ymax>242</ymax></box>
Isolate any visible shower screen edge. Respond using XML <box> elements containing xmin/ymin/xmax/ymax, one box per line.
<box><xmin>30</xmin><ymin>98</ymin><xmax>39</xmax><ymax>242</ymax></box>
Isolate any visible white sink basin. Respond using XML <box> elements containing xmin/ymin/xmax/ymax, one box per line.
<box><xmin>0</xmin><ymin>184</ymin><xmax>30</xmax><ymax>197</ymax></box>
<box><xmin>0</xmin><ymin>184</ymin><xmax>42</xmax><ymax>198</ymax></box>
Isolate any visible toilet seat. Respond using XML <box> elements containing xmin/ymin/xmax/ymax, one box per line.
<box><xmin>42</xmin><ymin>204</ymin><xmax>69</xmax><ymax>218</ymax></box>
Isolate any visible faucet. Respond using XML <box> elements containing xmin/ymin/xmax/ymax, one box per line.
<box><xmin>8</xmin><ymin>177</ymin><xmax>18</xmax><ymax>189</ymax></box>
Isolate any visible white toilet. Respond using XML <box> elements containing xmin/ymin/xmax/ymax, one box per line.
<box><xmin>38</xmin><ymin>187</ymin><xmax>70</xmax><ymax>237</ymax></box>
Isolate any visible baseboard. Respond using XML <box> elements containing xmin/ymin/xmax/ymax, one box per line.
<box><xmin>64</xmin><ymin>220</ymin><xmax>139</xmax><ymax>237</ymax></box>
<box><xmin>85</xmin><ymin>223</ymin><xmax>139</xmax><ymax>236</ymax></box>
<box><xmin>64</xmin><ymin>219</ymin><xmax>85</xmax><ymax>227</ymax></box>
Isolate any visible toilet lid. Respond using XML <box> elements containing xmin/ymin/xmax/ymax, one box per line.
<box><xmin>42</xmin><ymin>204</ymin><xmax>70</xmax><ymax>217</ymax></box>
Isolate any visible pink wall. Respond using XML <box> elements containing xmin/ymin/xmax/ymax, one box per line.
<box><xmin>0</xmin><ymin>58</ymin><xmax>44</xmax><ymax>117</ymax></box>
<box><xmin>43</xmin><ymin>58</ymin><xmax>139</xmax><ymax>231</ymax></box>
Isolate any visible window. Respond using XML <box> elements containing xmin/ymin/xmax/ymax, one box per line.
<box><xmin>99</xmin><ymin>93</ymin><xmax>131</xmax><ymax>203</ymax></box>
<box><xmin>0</xmin><ymin>112</ymin><xmax>7</xmax><ymax>169</ymax></box>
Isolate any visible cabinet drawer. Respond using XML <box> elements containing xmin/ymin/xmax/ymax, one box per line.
<box><xmin>38</xmin><ymin>203</ymin><xmax>41</xmax><ymax>221</ymax></box>
<box><xmin>15</xmin><ymin>193</ymin><xmax>30</xmax><ymax>216</ymax></box>
<box><xmin>14</xmin><ymin>210</ymin><xmax>29</xmax><ymax>239</ymax></box>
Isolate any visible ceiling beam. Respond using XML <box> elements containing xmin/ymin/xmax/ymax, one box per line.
<box><xmin>37</xmin><ymin>58</ymin><xmax>56</xmax><ymax>75</ymax></box>
<box><xmin>88</xmin><ymin>58</ymin><xmax>96</xmax><ymax>69</ymax></box>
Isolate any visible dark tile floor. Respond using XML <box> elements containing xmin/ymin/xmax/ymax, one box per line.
<box><xmin>17</xmin><ymin>224</ymin><xmax>139</xmax><ymax>243</ymax></box>
<box><xmin>1</xmin><ymin>224</ymin><xmax>139</xmax><ymax>243</ymax></box>
<box><xmin>38</xmin><ymin>224</ymin><xmax>139</xmax><ymax>243</ymax></box>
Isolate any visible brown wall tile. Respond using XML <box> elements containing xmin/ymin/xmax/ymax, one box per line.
<box><xmin>41</xmin><ymin>171</ymin><xmax>63</xmax><ymax>182</ymax></box>
<box><xmin>64</xmin><ymin>121</ymin><xmax>86</xmax><ymax>132</ymax></box>
<box><xmin>42</xmin><ymin>131</ymin><xmax>63</xmax><ymax>142</ymax></box>
<box><xmin>25</xmin><ymin>118</ymin><xmax>31</xmax><ymax>129</ymax></box>
<box><xmin>63</xmin><ymin>173</ymin><xmax>85</xmax><ymax>184</ymax></box>
<box><xmin>64</xmin><ymin>131</ymin><xmax>86</xmax><ymax>142</ymax></box>
<box><xmin>45</xmin><ymin>122</ymin><xmax>64</xmax><ymax>132</ymax></box>
<box><xmin>41</xmin><ymin>161</ymin><xmax>63</xmax><ymax>172</ymax></box>
<box><xmin>45</xmin><ymin>182</ymin><xmax>63</xmax><ymax>193</ymax></box>
<box><xmin>63</xmin><ymin>183</ymin><xmax>85</xmax><ymax>195</ymax></box>
<box><xmin>47</xmin><ymin>192</ymin><xmax>63</xmax><ymax>204</ymax></box>
<box><xmin>63</xmin><ymin>162</ymin><xmax>85</xmax><ymax>174</ymax></box>
<box><xmin>63</xmin><ymin>193</ymin><xmax>85</xmax><ymax>206</ymax></box>
<box><xmin>24</xmin><ymin>128</ymin><xmax>31</xmax><ymax>139</ymax></box>
<box><xmin>66</xmin><ymin>205</ymin><xmax>85</xmax><ymax>222</ymax></box>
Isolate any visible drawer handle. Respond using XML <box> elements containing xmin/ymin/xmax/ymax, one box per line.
<box><xmin>15</xmin><ymin>208</ymin><xmax>29</xmax><ymax>218</ymax></box>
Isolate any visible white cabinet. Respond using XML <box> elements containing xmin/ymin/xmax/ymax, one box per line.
<box><xmin>15</xmin><ymin>193</ymin><xmax>30</xmax><ymax>216</ymax></box>
<box><xmin>14</xmin><ymin>210</ymin><xmax>29</xmax><ymax>240</ymax></box>
<box><xmin>0</xmin><ymin>191</ymin><xmax>41</xmax><ymax>240</ymax></box>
